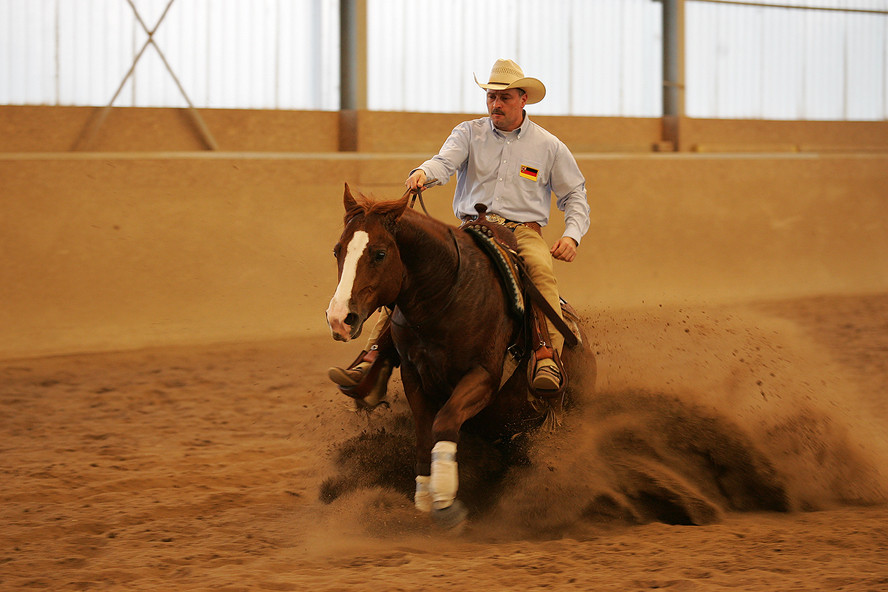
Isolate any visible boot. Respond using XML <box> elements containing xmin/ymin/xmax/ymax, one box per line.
<box><xmin>532</xmin><ymin>357</ymin><xmax>562</xmax><ymax>391</ymax></box>
<box><xmin>328</xmin><ymin>327</ymin><xmax>398</xmax><ymax>405</ymax></box>
<box><xmin>328</xmin><ymin>349</ymin><xmax>376</xmax><ymax>387</ymax></box>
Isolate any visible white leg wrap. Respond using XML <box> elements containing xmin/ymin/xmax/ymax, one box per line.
<box><xmin>430</xmin><ymin>440</ymin><xmax>458</xmax><ymax>510</ymax></box>
<box><xmin>414</xmin><ymin>475</ymin><xmax>432</xmax><ymax>513</ymax></box>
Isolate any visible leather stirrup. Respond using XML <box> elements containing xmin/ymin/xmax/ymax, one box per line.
<box><xmin>337</xmin><ymin>325</ymin><xmax>399</xmax><ymax>401</ymax></box>
<box><xmin>526</xmin><ymin>304</ymin><xmax>568</xmax><ymax>399</ymax></box>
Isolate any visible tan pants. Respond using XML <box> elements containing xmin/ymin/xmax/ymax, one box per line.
<box><xmin>362</xmin><ymin>225</ymin><xmax>564</xmax><ymax>354</ymax></box>
<box><xmin>363</xmin><ymin>308</ymin><xmax>390</xmax><ymax>350</ymax></box>
<box><xmin>513</xmin><ymin>225</ymin><xmax>565</xmax><ymax>354</ymax></box>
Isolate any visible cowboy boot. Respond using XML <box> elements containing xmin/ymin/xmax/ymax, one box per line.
<box><xmin>328</xmin><ymin>345</ymin><xmax>396</xmax><ymax>406</ymax></box>
<box><xmin>328</xmin><ymin>347</ymin><xmax>378</xmax><ymax>388</ymax></box>
<box><xmin>328</xmin><ymin>322</ymin><xmax>399</xmax><ymax>404</ymax></box>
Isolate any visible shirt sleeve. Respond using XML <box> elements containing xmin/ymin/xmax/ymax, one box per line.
<box><xmin>551</xmin><ymin>142</ymin><xmax>591</xmax><ymax>245</ymax></box>
<box><xmin>414</xmin><ymin>122</ymin><xmax>471</xmax><ymax>185</ymax></box>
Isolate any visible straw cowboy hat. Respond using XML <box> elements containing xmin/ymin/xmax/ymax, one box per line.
<box><xmin>474</xmin><ymin>58</ymin><xmax>546</xmax><ymax>104</ymax></box>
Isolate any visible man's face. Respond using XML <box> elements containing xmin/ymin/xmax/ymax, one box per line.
<box><xmin>487</xmin><ymin>89</ymin><xmax>527</xmax><ymax>132</ymax></box>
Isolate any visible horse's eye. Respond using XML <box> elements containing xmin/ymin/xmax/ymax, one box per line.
<box><xmin>373</xmin><ymin>250</ymin><xmax>386</xmax><ymax>262</ymax></box>
<box><xmin>333</xmin><ymin>244</ymin><xmax>341</xmax><ymax>259</ymax></box>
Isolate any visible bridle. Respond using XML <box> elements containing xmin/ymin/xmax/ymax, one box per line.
<box><xmin>389</xmin><ymin>181</ymin><xmax>464</xmax><ymax>331</ymax></box>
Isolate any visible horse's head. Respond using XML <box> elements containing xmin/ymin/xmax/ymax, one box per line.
<box><xmin>325</xmin><ymin>184</ymin><xmax>409</xmax><ymax>342</ymax></box>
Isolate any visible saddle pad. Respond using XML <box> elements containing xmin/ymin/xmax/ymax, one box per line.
<box><xmin>463</xmin><ymin>225</ymin><xmax>525</xmax><ymax>320</ymax></box>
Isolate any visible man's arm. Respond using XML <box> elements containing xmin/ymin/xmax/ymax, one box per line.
<box><xmin>404</xmin><ymin>122</ymin><xmax>472</xmax><ymax>191</ymax></box>
<box><xmin>552</xmin><ymin>142</ymin><xmax>590</xmax><ymax>250</ymax></box>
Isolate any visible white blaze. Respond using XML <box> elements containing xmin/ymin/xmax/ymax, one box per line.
<box><xmin>326</xmin><ymin>230</ymin><xmax>369</xmax><ymax>339</ymax></box>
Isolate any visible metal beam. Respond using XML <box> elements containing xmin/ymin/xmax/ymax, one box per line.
<box><xmin>340</xmin><ymin>0</ymin><xmax>367</xmax><ymax>111</ymax></box>
<box><xmin>691</xmin><ymin>0</ymin><xmax>888</xmax><ymax>16</ymax></box>
<box><xmin>660</xmin><ymin>0</ymin><xmax>686</xmax><ymax>151</ymax></box>
<box><xmin>662</xmin><ymin>0</ymin><xmax>686</xmax><ymax>118</ymax></box>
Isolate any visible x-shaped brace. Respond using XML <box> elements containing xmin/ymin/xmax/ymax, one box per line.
<box><xmin>73</xmin><ymin>0</ymin><xmax>218</xmax><ymax>150</ymax></box>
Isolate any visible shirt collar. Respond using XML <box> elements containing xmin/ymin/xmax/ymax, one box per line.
<box><xmin>489</xmin><ymin>110</ymin><xmax>530</xmax><ymax>138</ymax></box>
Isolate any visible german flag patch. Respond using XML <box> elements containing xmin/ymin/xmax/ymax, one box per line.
<box><xmin>519</xmin><ymin>165</ymin><xmax>539</xmax><ymax>182</ymax></box>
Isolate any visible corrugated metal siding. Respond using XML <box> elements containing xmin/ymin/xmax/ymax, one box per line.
<box><xmin>365</xmin><ymin>0</ymin><xmax>663</xmax><ymax>116</ymax></box>
<box><xmin>0</xmin><ymin>0</ymin><xmax>340</xmax><ymax>109</ymax></box>
<box><xmin>687</xmin><ymin>0</ymin><xmax>888</xmax><ymax>119</ymax></box>
<box><xmin>0</xmin><ymin>0</ymin><xmax>885</xmax><ymax>119</ymax></box>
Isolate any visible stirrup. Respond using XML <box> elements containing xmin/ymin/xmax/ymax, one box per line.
<box><xmin>527</xmin><ymin>347</ymin><xmax>568</xmax><ymax>399</ymax></box>
<box><xmin>343</xmin><ymin>358</ymin><xmax>393</xmax><ymax>408</ymax></box>
<box><xmin>330</xmin><ymin>347</ymin><xmax>393</xmax><ymax>406</ymax></box>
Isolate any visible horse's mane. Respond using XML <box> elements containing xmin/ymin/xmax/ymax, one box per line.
<box><xmin>346</xmin><ymin>189</ymin><xmax>408</xmax><ymax>217</ymax></box>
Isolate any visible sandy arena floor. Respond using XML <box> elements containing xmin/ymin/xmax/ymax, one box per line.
<box><xmin>2</xmin><ymin>293</ymin><xmax>887</xmax><ymax>591</ymax></box>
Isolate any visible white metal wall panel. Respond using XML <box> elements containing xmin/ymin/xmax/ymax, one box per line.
<box><xmin>0</xmin><ymin>0</ymin><xmax>886</xmax><ymax>119</ymax></box>
<box><xmin>845</xmin><ymin>11</ymin><xmax>887</xmax><ymax>118</ymax></box>
<box><xmin>0</xmin><ymin>0</ymin><xmax>339</xmax><ymax>110</ymax></box>
<box><xmin>686</xmin><ymin>0</ymin><xmax>888</xmax><ymax>120</ymax></box>
<box><xmin>366</xmin><ymin>0</ymin><xmax>664</xmax><ymax>117</ymax></box>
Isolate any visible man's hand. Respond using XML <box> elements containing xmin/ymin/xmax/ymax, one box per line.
<box><xmin>405</xmin><ymin>169</ymin><xmax>427</xmax><ymax>190</ymax></box>
<box><xmin>550</xmin><ymin>237</ymin><xmax>578</xmax><ymax>262</ymax></box>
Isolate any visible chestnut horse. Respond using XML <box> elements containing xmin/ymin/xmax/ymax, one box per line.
<box><xmin>326</xmin><ymin>184</ymin><xmax>595</xmax><ymax>527</ymax></box>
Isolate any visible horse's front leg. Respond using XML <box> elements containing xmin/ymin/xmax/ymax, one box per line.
<box><xmin>430</xmin><ymin>365</ymin><xmax>497</xmax><ymax>520</ymax></box>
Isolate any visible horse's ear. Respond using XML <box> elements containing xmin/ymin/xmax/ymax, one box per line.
<box><xmin>343</xmin><ymin>183</ymin><xmax>357</xmax><ymax>211</ymax></box>
<box><xmin>343</xmin><ymin>182</ymin><xmax>366</xmax><ymax>221</ymax></box>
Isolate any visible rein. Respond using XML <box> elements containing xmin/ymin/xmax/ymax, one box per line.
<box><xmin>391</xmin><ymin>187</ymin><xmax>463</xmax><ymax>331</ymax></box>
<box><xmin>391</xmin><ymin>227</ymin><xmax>463</xmax><ymax>332</ymax></box>
<box><xmin>405</xmin><ymin>178</ymin><xmax>438</xmax><ymax>216</ymax></box>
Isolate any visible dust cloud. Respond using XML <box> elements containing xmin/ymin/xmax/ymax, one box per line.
<box><xmin>318</xmin><ymin>304</ymin><xmax>888</xmax><ymax>539</ymax></box>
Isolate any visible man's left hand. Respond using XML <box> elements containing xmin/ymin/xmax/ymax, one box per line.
<box><xmin>550</xmin><ymin>237</ymin><xmax>578</xmax><ymax>262</ymax></box>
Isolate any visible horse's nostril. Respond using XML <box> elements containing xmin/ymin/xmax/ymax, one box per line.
<box><xmin>344</xmin><ymin>313</ymin><xmax>359</xmax><ymax>326</ymax></box>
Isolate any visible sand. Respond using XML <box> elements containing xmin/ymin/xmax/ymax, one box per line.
<box><xmin>2</xmin><ymin>293</ymin><xmax>887</xmax><ymax>591</ymax></box>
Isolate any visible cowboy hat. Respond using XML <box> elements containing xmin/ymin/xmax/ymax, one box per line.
<box><xmin>474</xmin><ymin>58</ymin><xmax>546</xmax><ymax>104</ymax></box>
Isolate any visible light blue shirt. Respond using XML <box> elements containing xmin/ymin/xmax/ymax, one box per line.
<box><xmin>415</xmin><ymin>113</ymin><xmax>591</xmax><ymax>245</ymax></box>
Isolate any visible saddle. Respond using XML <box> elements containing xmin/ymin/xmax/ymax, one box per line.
<box><xmin>460</xmin><ymin>211</ymin><xmax>525</xmax><ymax>321</ymax></box>
<box><xmin>461</xmin><ymin>204</ymin><xmax>579</xmax><ymax>399</ymax></box>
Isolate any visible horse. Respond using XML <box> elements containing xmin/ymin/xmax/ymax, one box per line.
<box><xmin>325</xmin><ymin>184</ymin><xmax>596</xmax><ymax>527</ymax></box>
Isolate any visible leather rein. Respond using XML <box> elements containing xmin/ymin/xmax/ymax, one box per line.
<box><xmin>408</xmin><ymin>184</ymin><xmax>432</xmax><ymax>216</ymax></box>
<box><xmin>389</xmin><ymin>183</ymin><xmax>463</xmax><ymax>331</ymax></box>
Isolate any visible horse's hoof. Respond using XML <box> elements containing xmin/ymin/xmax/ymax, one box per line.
<box><xmin>432</xmin><ymin>500</ymin><xmax>468</xmax><ymax>530</ymax></box>
<box><xmin>354</xmin><ymin>398</ymin><xmax>389</xmax><ymax>412</ymax></box>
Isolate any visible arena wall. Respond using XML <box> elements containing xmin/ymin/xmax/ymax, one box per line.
<box><xmin>2</xmin><ymin>106</ymin><xmax>886</xmax><ymax>359</ymax></box>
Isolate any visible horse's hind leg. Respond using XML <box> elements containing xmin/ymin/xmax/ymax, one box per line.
<box><xmin>400</xmin><ymin>365</ymin><xmax>436</xmax><ymax>512</ymax></box>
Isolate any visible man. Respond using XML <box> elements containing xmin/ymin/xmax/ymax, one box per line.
<box><xmin>329</xmin><ymin>58</ymin><xmax>590</xmax><ymax>394</ymax></box>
